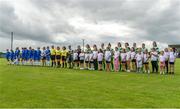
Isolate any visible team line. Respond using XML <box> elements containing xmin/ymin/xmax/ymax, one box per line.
<box><xmin>5</xmin><ymin>41</ymin><xmax>177</xmax><ymax>75</ymax></box>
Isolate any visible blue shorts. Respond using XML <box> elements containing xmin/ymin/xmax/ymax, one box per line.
<box><xmin>29</xmin><ymin>55</ymin><xmax>33</xmax><ymax>59</ymax></box>
<box><xmin>22</xmin><ymin>55</ymin><xmax>26</xmax><ymax>60</ymax></box>
<box><xmin>11</xmin><ymin>57</ymin><xmax>14</xmax><ymax>61</ymax></box>
<box><xmin>36</xmin><ymin>57</ymin><xmax>41</xmax><ymax>61</ymax></box>
<box><xmin>25</xmin><ymin>56</ymin><xmax>29</xmax><ymax>61</ymax></box>
<box><xmin>46</xmin><ymin>56</ymin><xmax>50</xmax><ymax>61</ymax></box>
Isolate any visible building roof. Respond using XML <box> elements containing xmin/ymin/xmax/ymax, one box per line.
<box><xmin>168</xmin><ymin>45</ymin><xmax>180</xmax><ymax>48</ymax></box>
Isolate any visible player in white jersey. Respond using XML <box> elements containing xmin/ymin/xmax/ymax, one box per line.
<box><xmin>143</xmin><ymin>49</ymin><xmax>150</xmax><ymax>73</ymax></box>
<box><xmin>126</xmin><ymin>47</ymin><xmax>131</xmax><ymax>72</ymax></box>
<box><xmin>130</xmin><ymin>47</ymin><xmax>136</xmax><ymax>72</ymax></box>
<box><xmin>105</xmin><ymin>47</ymin><xmax>112</xmax><ymax>72</ymax></box>
<box><xmin>169</xmin><ymin>48</ymin><xmax>176</xmax><ymax>74</ymax></box>
<box><xmin>136</xmin><ymin>49</ymin><xmax>143</xmax><ymax>73</ymax></box>
<box><xmin>159</xmin><ymin>51</ymin><xmax>166</xmax><ymax>75</ymax></box>
<box><xmin>121</xmin><ymin>48</ymin><xmax>127</xmax><ymax>72</ymax></box>
<box><xmin>89</xmin><ymin>51</ymin><xmax>94</xmax><ymax>70</ymax></box>
<box><xmin>114</xmin><ymin>47</ymin><xmax>120</xmax><ymax>72</ymax></box>
<box><xmin>98</xmin><ymin>49</ymin><xmax>104</xmax><ymax>71</ymax></box>
<box><xmin>73</xmin><ymin>50</ymin><xmax>78</xmax><ymax>69</ymax></box>
<box><xmin>79</xmin><ymin>50</ymin><xmax>85</xmax><ymax>70</ymax></box>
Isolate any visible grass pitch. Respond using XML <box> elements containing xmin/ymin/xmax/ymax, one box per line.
<box><xmin>0</xmin><ymin>59</ymin><xmax>180</xmax><ymax>108</ymax></box>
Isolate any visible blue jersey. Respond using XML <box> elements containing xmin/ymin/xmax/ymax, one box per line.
<box><xmin>36</xmin><ymin>49</ymin><xmax>41</xmax><ymax>60</ymax></box>
<box><xmin>6</xmin><ymin>51</ymin><xmax>10</xmax><ymax>60</ymax></box>
<box><xmin>29</xmin><ymin>50</ymin><xmax>33</xmax><ymax>59</ymax></box>
<box><xmin>15</xmin><ymin>50</ymin><xmax>20</xmax><ymax>59</ymax></box>
<box><xmin>10</xmin><ymin>51</ymin><xmax>15</xmax><ymax>60</ymax></box>
<box><xmin>45</xmin><ymin>49</ymin><xmax>50</xmax><ymax>60</ymax></box>
<box><xmin>33</xmin><ymin>50</ymin><xmax>37</xmax><ymax>60</ymax></box>
<box><xmin>22</xmin><ymin>49</ymin><xmax>26</xmax><ymax>59</ymax></box>
<box><xmin>25</xmin><ymin>49</ymin><xmax>29</xmax><ymax>60</ymax></box>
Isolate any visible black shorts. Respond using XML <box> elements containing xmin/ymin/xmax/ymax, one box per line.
<box><xmin>56</xmin><ymin>55</ymin><xmax>61</xmax><ymax>60</ymax></box>
<box><xmin>90</xmin><ymin>61</ymin><xmax>94</xmax><ymax>64</ymax></box>
<box><xmin>62</xmin><ymin>56</ymin><xmax>66</xmax><ymax>61</ymax></box>
<box><xmin>74</xmin><ymin>60</ymin><xmax>78</xmax><ymax>62</ymax></box>
<box><xmin>85</xmin><ymin>61</ymin><xmax>89</xmax><ymax>63</ymax></box>
<box><xmin>106</xmin><ymin>61</ymin><xmax>111</xmax><ymax>64</ymax></box>
<box><xmin>143</xmin><ymin>62</ymin><xmax>149</xmax><ymax>64</ymax></box>
<box><xmin>169</xmin><ymin>62</ymin><xmax>174</xmax><ymax>65</ymax></box>
<box><xmin>51</xmin><ymin>55</ymin><xmax>55</xmax><ymax>60</ymax></box>
<box><xmin>122</xmin><ymin>61</ymin><xmax>126</xmax><ymax>64</ymax></box>
<box><xmin>98</xmin><ymin>61</ymin><xmax>102</xmax><ymax>64</ymax></box>
<box><xmin>67</xmin><ymin>56</ymin><xmax>73</xmax><ymax>62</ymax></box>
<box><xmin>77</xmin><ymin>56</ymin><xmax>80</xmax><ymax>61</ymax></box>
<box><xmin>80</xmin><ymin>60</ymin><xmax>84</xmax><ymax>63</ymax></box>
<box><xmin>42</xmin><ymin>57</ymin><xmax>46</xmax><ymax>60</ymax></box>
<box><xmin>132</xmin><ymin>59</ymin><xmax>136</xmax><ymax>62</ymax></box>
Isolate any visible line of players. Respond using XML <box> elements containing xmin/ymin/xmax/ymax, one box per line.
<box><xmin>6</xmin><ymin>41</ymin><xmax>177</xmax><ymax>74</ymax></box>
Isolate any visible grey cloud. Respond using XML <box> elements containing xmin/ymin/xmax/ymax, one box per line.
<box><xmin>0</xmin><ymin>0</ymin><xmax>180</xmax><ymax>50</ymax></box>
<box><xmin>0</xmin><ymin>1</ymin><xmax>52</xmax><ymax>42</ymax></box>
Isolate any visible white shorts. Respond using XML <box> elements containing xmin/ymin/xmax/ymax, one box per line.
<box><xmin>136</xmin><ymin>61</ymin><xmax>142</xmax><ymax>68</ymax></box>
<box><xmin>85</xmin><ymin>54</ymin><xmax>89</xmax><ymax>61</ymax></box>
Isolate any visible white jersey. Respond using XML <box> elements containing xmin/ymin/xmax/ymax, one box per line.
<box><xmin>130</xmin><ymin>51</ymin><xmax>136</xmax><ymax>60</ymax></box>
<box><xmin>143</xmin><ymin>53</ymin><xmax>149</xmax><ymax>63</ymax></box>
<box><xmin>93</xmin><ymin>51</ymin><xmax>98</xmax><ymax>60</ymax></box>
<box><xmin>89</xmin><ymin>53</ymin><xmax>94</xmax><ymax>61</ymax></box>
<box><xmin>85</xmin><ymin>54</ymin><xmax>89</xmax><ymax>61</ymax></box>
<box><xmin>126</xmin><ymin>51</ymin><xmax>131</xmax><ymax>60</ymax></box>
<box><xmin>79</xmin><ymin>53</ymin><xmax>85</xmax><ymax>60</ymax></box>
<box><xmin>159</xmin><ymin>55</ymin><xmax>166</xmax><ymax>62</ymax></box>
<box><xmin>114</xmin><ymin>51</ymin><xmax>120</xmax><ymax>59</ymax></box>
<box><xmin>136</xmin><ymin>53</ymin><xmax>143</xmax><ymax>62</ymax></box>
<box><xmin>121</xmin><ymin>53</ymin><xmax>127</xmax><ymax>62</ymax></box>
<box><xmin>169</xmin><ymin>52</ymin><xmax>176</xmax><ymax>62</ymax></box>
<box><xmin>136</xmin><ymin>53</ymin><xmax>143</xmax><ymax>68</ymax></box>
<box><xmin>41</xmin><ymin>50</ymin><xmax>46</xmax><ymax>57</ymax></box>
<box><xmin>105</xmin><ymin>51</ymin><xmax>111</xmax><ymax>62</ymax></box>
<box><xmin>164</xmin><ymin>52</ymin><xmax>170</xmax><ymax>61</ymax></box>
<box><xmin>98</xmin><ymin>53</ymin><xmax>103</xmax><ymax>62</ymax></box>
<box><xmin>151</xmin><ymin>51</ymin><xmax>158</xmax><ymax>61</ymax></box>
<box><xmin>73</xmin><ymin>53</ymin><xmax>78</xmax><ymax>60</ymax></box>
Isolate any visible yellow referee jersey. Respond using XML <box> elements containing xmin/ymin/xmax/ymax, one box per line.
<box><xmin>51</xmin><ymin>49</ymin><xmax>56</xmax><ymax>55</ymax></box>
<box><xmin>61</xmin><ymin>50</ymin><xmax>68</xmax><ymax>57</ymax></box>
<box><xmin>56</xmin><ymin>50</ymin><xmax>61</xmax><ymax>56</ymax></box>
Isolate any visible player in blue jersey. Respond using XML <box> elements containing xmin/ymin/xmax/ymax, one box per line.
<box><xmin>14</xmin><ymin>47</ymin><xmax>20</xmax><ymax>65</ymax></box>
<box><xmin>29</xmin><ymin>47</ymin><xmax>34</xmax><ymax>65</ymax></box>
<box><xmin>36</xmin><ymin>47</ymin><xmax>41</xmax><ymax>65</ymax></box>
<box><xmin>10</xmin><ymin>49</ymin><xmax>15</xmax><ymax>65</ymax></box>
<box><xmin>24</xmin><ymin>47</ymin><xmax>29</xmax><ymax>65</ymax></box>
<box><xmin>21</xmin><ymin>47</ymin><xmax>26</xmax><ymax>65</ymax></box>
<box><xmin>45</xmin><ymin>46</ymin><xmax>51</xmax><ymax>66</ymax></box>
<box><xmin>33</xmin><ymin>48</ymin><xmax>37</xmax><ymax>65</ymax></box>
<box><xmin>6</xmin><ymin>49</ymin><xmax>11</xmax><ymax>64</ymax></box>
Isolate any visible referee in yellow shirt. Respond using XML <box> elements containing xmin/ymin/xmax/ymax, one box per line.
<box><xmin>56</xmin><ymin>46</ymin><xmax>61</xmax><ymax>68</ymax></box>
<box><xmin>50</xmin><ymin>45</ymin><xmax>56</xmax><ymax>67</ymax></box>
<box><xmin>61</xmin><ymin>46</ymin><xmax>68</xmax><ymax>68</ymax></box>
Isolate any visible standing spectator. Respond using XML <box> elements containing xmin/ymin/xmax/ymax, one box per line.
<box><xmin>151</xmin><ymin>48</ymin><xmax>159</xmax><ymax>73</ymax></box>
<box><xmin>164</xmin><ymin>48</ymin><xmax>170</xmax><ymax>74</ymax></box>
<box><xmin>93</xmin><ymin>45</ymin><xmax>98</xmax><ymax>70</ymax></box>
<box><xmin>67</xmin><ymin>45</ymin><xmax>73</xmax><ymax>69</ymax></box>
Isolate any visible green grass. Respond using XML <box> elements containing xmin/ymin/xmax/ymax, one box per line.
<box><xmin>0</xmin><ymin>59</ymin><xmax>180</xmax><ymax>108</ymax></box>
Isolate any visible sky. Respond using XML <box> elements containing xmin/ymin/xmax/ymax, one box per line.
<box><xmin>0</xmin><ymin>0</ymin><xmax>180</xmax><ymax>52</ymax></box>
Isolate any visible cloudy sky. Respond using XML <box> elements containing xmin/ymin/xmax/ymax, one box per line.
<box><xmin>0</xmin><ymin>0</ymin><xmax>180</xmax><ymax>51</ymax></box>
